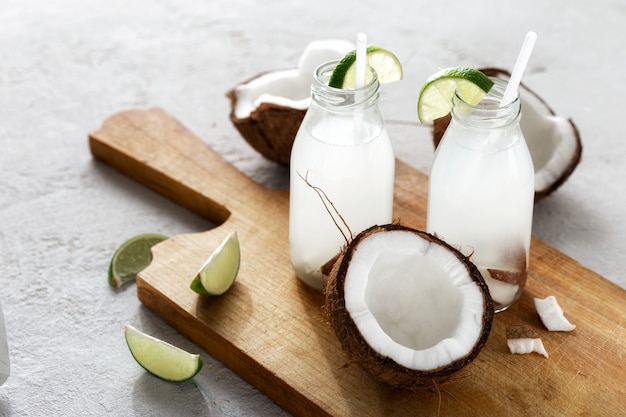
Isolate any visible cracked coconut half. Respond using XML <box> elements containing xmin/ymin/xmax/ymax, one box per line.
<box><xmin>325</xmin><ymin>224</ymin><xmax>494</xmax><ymax>391</ymax></box>
<box><xmin>433</xmin><ymin>68</ymin><xmax>582</xmax><ymax>201</ymax></box>
<box><xmin>227</xmin><ymin>39</ymin><xmax>354</xmax><ymax>164</ymax></box>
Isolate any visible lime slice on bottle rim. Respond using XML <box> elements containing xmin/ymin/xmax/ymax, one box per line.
<box><xmin>328</xmin><ymin>45</ymin><xmax>403</xmax><ymax>89</ymax></box>
<box><xmin>417</xmin><ymin>67</ymin><xmax>494</xmax><ymax>123</ymax></box>
<box><xmin>124</xmin><ymin>325</ymin><xmax>203</xmax><ymax>382</ymax></box>
<box><xmin>190</xmin><ymin>231</ymin><xmax>240</xmax><ymax>296</ymax></box>
<box><xmin>108</xmin><ymin>233</ymin><xmax>168</xmax><ymax>288</ymax></box>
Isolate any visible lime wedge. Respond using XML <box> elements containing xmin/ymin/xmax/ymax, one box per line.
<box><xmin>328</xmin><ymin>45</ymin><xmax>403</xmax><ymax>89</ymax></box>
<box><xmin>108</xmin><ymin>233</ymin><xmax>168</xmax><ymax>288</ymax></box>
<box><xmin>190</xmin><ymin>231</ymin><xmax>240</xmax><ymax>296</ymax></box>
<box><xmin>124</xmin><ymin>325</ymin><xmax>203</xmax><ymax>382</ymax></box>
<box><xmin>417</xmin><ymin>67</ymin><xmax>494</xmax><ymax>123</ymax></box>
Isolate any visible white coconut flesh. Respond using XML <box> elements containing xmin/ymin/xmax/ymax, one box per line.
<box><xmin>233</xmin><ymin>70</ymin><xmax>311</xmax><ymax>118</ymax></box>
<box><xmin>232</xmin><ymin>39</ymin><xmax>354</xmax><ymax>119</ymax></box>
<box><xmin>343</xmin><ymin>230</ymin><xmax>487</xmax><ymax>371</ymax></box>
<box><xmin>519</xmin><ymin>86</ymin><xmax>580</xmax><ymax>194</ymax></box>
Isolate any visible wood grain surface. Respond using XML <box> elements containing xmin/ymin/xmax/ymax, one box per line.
<box><xmin>89</xmin><ymin>108</ymin><xmax>625</xmax><ymax>417</ymax></box>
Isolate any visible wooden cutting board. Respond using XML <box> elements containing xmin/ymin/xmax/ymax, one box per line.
<box><xmin>90</xmin><ymin>108</ymin><xmax>625</xmax><ymax>416</ymax></box>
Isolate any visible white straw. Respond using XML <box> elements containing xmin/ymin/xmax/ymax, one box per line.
<box><xmin>355</xmin><ymin>32</ymin><xmax>367</xmax><ymax>88</ymax></box>
<box><xmin>500</xmin><ymin>31</ymin><xmax>537</xmax><ymax>107</ymax></box>
<box><xmin>352</xmin><ymin>33</ymin><xmax>367</xmax><ymax>144</ymax></box>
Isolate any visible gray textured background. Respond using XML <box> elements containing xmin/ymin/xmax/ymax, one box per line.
<box><xmin>1</xmin><ymin>0</ymin><xmax>624</xmax><ymax>415</ymax></box>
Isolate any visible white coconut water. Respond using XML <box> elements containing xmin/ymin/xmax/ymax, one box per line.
<box><xmin>289</xmin><ymin>119</ymin><xmax>395</xmax><ymax>290</ymax></box>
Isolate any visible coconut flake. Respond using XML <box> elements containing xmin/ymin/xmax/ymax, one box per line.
<box><xmin>507</xmin><ymin>338</ymin><xmax>549</xmax><ymax>358</ymax></box>
<box><xmin>506</xmin><ymin>325</ymin><xmax>548</xmax><ymax>358</ymax></box>
<box><xmin>534</xmin><ymin>295</ymin><xmax>576</xmax><ymax>331</ymax></box>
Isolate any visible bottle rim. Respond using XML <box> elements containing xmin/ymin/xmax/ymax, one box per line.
<box><xmin>452</xmin><ymin>77</ymin><xmax>521</xmax><ymax>128</ymax></box>
<box><xmin>311</xmin><ymin>60</ymin><xmax>380</xmax><ymax>110</ymax></box>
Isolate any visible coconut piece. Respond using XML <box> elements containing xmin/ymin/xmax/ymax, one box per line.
<box><xmin>478</xmin><ymin>244</ymin><xmax>528</xmax><ymax>309</ymax></box>
<box><xmin>506</xmin><ymin>325</ymin><xmax>549</xmax><ymax>358</ymax></box>
<box><xmin>480</xmin><ymin>268</ymin><xmax>520</xmax><ymax>308</ymax></box>
<box><xmin>227</xmin><ymin>39</ymin><xmax>354</xmax><ymax>164</ymax></box>
<box><xmin>432</xmin><ymin>67</ymin><xmax>582</xmax><ymax>202</ymax></box>
<box><xmin>325</xmin><ymin>224</ymin><xmax>494</xmax><ymax>391</ymax></box>
<box><xmin>534</xmin><ymin>295</ymin><xmax>576</xmax><ymax>331</ymax></box>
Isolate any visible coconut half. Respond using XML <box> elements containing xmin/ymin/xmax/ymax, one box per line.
<box><xmin>227</xmin><ymin>39</ymin><xmax>354</xmax><ymax>164</ymax></box>
<box><xmin>433</xmin><ymin>68</ymin><xmax>582</xmax><ymax>201</ymax></box>
<box><xmin>325</xmin><ymin>224</ymin><xmax>494</xmax><ymax>391</ymax></box>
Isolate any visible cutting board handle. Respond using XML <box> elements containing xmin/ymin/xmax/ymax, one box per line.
<box><xmin>89</xmin><ymin>107</ymin><xmax>271</xmax><ymax>225</ymax></box>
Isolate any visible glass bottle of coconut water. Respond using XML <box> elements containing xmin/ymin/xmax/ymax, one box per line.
<box><xmin>427</xmin><ymin>77</ymin><xmax>534</xmax><ymax>312</ymax></box>
<box><xmin>289</xmin><ymin>60</ymin><xmax>395</xmax><ymax>291</ymax></box>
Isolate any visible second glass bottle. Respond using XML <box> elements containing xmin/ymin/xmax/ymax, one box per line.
<box><xmin>289</xmin><ymin>60</ymin><xmax>395</xmax><ymax>291</ymax></box>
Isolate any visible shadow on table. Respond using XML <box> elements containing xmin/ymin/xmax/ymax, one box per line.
<box><xmin>533</xmin><ymin>188</ymin><xmax>609</xmax><ymax>255</ymax></box>
<box><xmin>0</xmin><ymin>398</ymin><xmax>12</xmax><ymax>416</ymax></box>
<box><xmin>132</xmin><ymin>373</ymin><xmax>209</xmax><ymax>416</ymax></box>
<box><xmin>90</xmin><ymin>160</ymin><xmax>216</xmax><ymax>233</ymax></box>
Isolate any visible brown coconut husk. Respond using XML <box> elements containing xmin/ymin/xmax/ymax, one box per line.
<box><xmin>226</xmin><ymin>73</ymin><xmax>305</xmax><ymax>165</ymax></box>
<box><xmin>432</xmin><ymin>67</ymin><xmax>582</xmax><ymax>202</ymax></box>
<box><xmin>324</xmin><ymin>223</ymin><xmax>494</xmax><ymax>391</ymax></box>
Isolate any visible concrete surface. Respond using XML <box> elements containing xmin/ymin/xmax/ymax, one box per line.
<box><xmin>0</xmin><ymin>0</ymin><xmax>624</xmax><ymax>415</ymax></box>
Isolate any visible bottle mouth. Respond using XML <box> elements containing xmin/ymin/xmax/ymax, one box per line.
<box><xmin>312</xmin><ymin>60</ymin><xmax>380</xmax><ymax>109</ymax></box>
<box><xmin>452</xmin><ymin>77</ymin><xmax>521</xmax><ymax>128</ymax></box>
<box><xmin>454</xmin><ymin>77</ymin><xmax>519</xmax><ymax>110</ymax></box>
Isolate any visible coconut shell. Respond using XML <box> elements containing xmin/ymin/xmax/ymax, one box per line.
<box><xmin>432</xmin><ymin>67</ymin><xmax>583</xmax><ymax>202</ymax></box>
<box><xmin>324</xmin><ymin>223</ymin><xmax>494</xmax><ymax>391</ymax></box>
<box><xmin>226</xmin><ymin>74</ymin><xmax>306</xmax><ymax>165</ymax></box>
<box><xmin>506</xmin><ymin>324</ymin><xmax>540</xmax><ymax>340</ymax></box>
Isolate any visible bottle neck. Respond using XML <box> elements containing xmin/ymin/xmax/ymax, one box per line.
<box><xmin>451</xmin><ymin>77</ymin><xmax>521</xmax><ymax>129</ymax></box>
<box><xmin>311</xmin><ymin>60</ymin><xmax>380</xmax><ymax>112</ymax></box>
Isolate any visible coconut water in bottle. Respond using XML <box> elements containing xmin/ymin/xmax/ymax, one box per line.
<box><xmin>427</xmin><ymin>77</ymin><xmax>534</xmax><ymax>312</ymax></box>
<box><xmin>289</xmin><ymin>60</ymin><xmax>395</xmax><ymax>291</ymax></box>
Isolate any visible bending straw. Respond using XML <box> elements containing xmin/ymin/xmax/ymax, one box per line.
<box><xmin>352</xmin><ymin>33</ymin><xmax>367</xmax><ymax>143</ymax></box>
<box><xmin>355</xmin><ymin>32</ymin><xmax>367</xmax><ymax>88</ymax></box>
<box><xmin>500</xmin><ymin>31</ymin><xmax>537</xmax><ymax>106</ymax></box>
